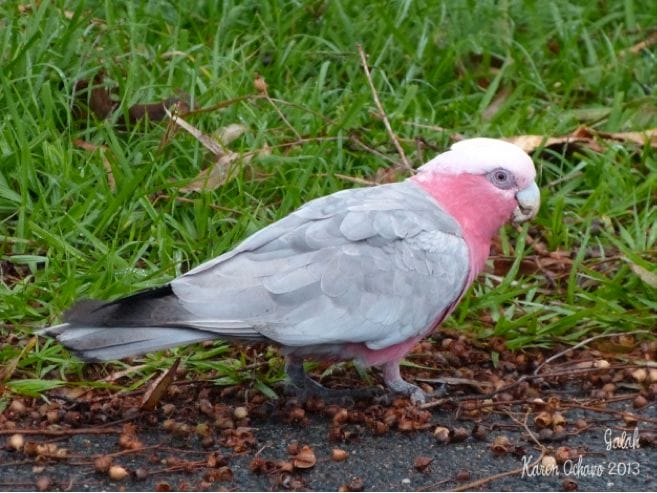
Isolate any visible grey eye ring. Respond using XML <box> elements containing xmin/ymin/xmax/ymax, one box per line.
<box><xmin>488</xmin><ymin>168</ymin><xmax>516</xmax><ymax>189</ymax></box>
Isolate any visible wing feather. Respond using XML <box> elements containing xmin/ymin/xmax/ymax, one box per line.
<box><xmin>170</xmin><ymin>181</ymin><xmax>470</xmax><ymax>350</ymax></box>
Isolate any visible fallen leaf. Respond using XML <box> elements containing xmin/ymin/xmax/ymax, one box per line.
<box><xmin>505</xmin><ymin>126</ymin><xmax>657</xmax><ymax>154</ymax></box>
<box><xmin>214</xmin><ymin>123</ymin><xmax>248</xmax><ymax>146</ymax></box>
<box><xmin>180</xmin><ymin>151</ymin><xmax>244</xmax><ymax>192</ymax></box>
<box><xmin>141</xmin><ymin>358</ymin><xmax>180</xmax><ymax>411</ymax></box>
<box><xmin>74</xmin><ymin>71</ymin><xmax>189</xmax><ymax>127</ymax></box>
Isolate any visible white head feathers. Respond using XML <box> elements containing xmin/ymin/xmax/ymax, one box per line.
<box><xmin>418</xmin><ymin>138</ymin><xmax>536</xmax><ymax>185</ymax></box>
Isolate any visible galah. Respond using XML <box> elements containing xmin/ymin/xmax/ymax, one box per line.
<box><xmin>41</xmin><ymin>138</ymin><xmax>540</xmax><ymax>404</ymax></box>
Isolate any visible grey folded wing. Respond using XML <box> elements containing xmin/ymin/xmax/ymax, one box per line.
<box><xmin>172</xmin><ymin>181</ymin><xmax>471</xmax><ymax>350</ymax></box>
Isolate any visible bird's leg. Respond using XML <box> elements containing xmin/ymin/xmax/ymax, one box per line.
<box><xmin>283</xmin><ymin>356</ymin><xmax>380</xmax><ymax>403</ymax></box>
<box><xmin>382</xmin><ymin>360</ymin><xmax>445</xmax><ymax>405</ymax></box>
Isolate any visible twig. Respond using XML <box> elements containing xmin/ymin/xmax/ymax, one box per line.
<box><xmin>265</xmin><ymin>96</ymin><xmax>302</xmax><ymax>140</ymax></box>
<box><xmin>72</xmin><ymin>139</ymin><xmax>116</xmax><ymax>192</ymax></box>
<box><xmin>533</xmin><ymin>329</ymin><xmax>652</xmax><ymax>376</ymax></box>
<box><xmin>356</xmin><ymin>44</ymin><xmax>413</xmax><ymax>173</ymax></box>
<box><xmin>507</xmin><ymin>409</ymin><xmax>545</xmax><ymax>451</ymax></box>
<box><xmin>0</xmin><ymin>427</ymin><xmax>122</xmax><ymax>436</ymax></box>
<box><xmin>328</xmin><ymin>173</ymin><xmax>378</xmax><ymax>187</ymax></box>
<box><xmin>447</xmin><ymin>451</ymin><xmax>545</xmax><ymax>492</ymax></box>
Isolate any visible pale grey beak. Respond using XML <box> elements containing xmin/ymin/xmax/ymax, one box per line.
<box><xmin>513</xmin><ymin>182</ymin><xmax>540</xmax><ymax>223</ymax></box>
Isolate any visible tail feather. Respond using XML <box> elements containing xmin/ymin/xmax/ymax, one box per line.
<box><xmin>42</xmin><ymin>323</ymin><xmax>216</xmax><ymax>361</ymax></box>
<box><xmin>40</xmin><ymin>285</ymin><xmax>264</xmax><ymax>361</ymax></box>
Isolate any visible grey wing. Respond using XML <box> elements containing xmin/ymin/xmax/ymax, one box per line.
<box><xmin>171</xmin><ymin>181</ymin><xmax>470</xmax><ymax>350</ymax></box>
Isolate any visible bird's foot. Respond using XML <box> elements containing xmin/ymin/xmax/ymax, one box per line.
<box><xmin>284</xmin><ymin>376</ymin><xmax>382</xmax><ymax>405</ymax></box>
<box><xmin>381</xmin><ymin>361</ymin><xmax>450</xmax><ymax>405</ymax></box>
<box><xmin>284</xmin><ymin>357</ymin><xmax>382</xmax><ymax>404</ymax></box>
<box><xmin>378</xmin><ymin>378</ymin><xmax>427</xmax><ymax>405</ymax></box>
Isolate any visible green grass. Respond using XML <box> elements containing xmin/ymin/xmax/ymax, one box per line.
<box><xmin>1</xmin><ymin>0</ymin><xmax>657</xmax><ymax>395</ymax></box>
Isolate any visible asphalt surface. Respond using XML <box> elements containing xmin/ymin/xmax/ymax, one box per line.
<box><xmin>1</xmin><ymin>397</ymin><xmax>655</xmax><ymax>491</ymax></box>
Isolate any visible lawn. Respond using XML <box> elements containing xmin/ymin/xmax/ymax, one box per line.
<box><xmin>1</xmin><ymin>0</ymin><xmax>657</xmax><ymax>399</ymax></box>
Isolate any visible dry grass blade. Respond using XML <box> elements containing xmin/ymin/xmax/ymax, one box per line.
<box><xmin>141</xmin><ymin>358</ymin><xmax>180</xmax><ymax>411</ymax></box>
<box><xmin>626</xmin><ymin>260</ymin><xmax>657</xmax><ymax>288</ymax></box>
<box><xmin>0</xmin><ymin>337</ymin><xmax>36</xmax><ymax>383</ymax></box>
<box><xmin>621</xmin><ymin>31</ymin><xmax>657</xmax><ymax>56</ymax></box>
<box><xmin>356</xmin><ymin>44</ymin><xmax>413</xmax><ymax>173</ymax></box>
<box><xmin>73</xmin><ymin>139</ymin><xmax>116</xmax><ymax>192</ymax></box>
<box><xmin>164</xmin><ymin>107</ymin><xmax>225</xmax><ymax>157</ymax></box>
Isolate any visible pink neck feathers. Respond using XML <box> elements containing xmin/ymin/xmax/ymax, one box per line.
<box><xmin>411</xmin><ymin>173</ymin><xmax>516</xmax><ymax>278</ymax></box>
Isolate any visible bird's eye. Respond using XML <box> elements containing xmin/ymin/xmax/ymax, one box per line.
<box><xmin>488</xmin><ymin>168</ymin><xmax>515</xmax><ymax>189</ymax></box>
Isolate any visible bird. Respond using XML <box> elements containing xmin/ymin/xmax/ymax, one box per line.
<box><xmin>41</xmin><ymin>137</ymin><xmax>540</xmax><ymax>404</ymax></box>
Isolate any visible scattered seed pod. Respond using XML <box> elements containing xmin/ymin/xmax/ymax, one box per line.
<box><xmin>195</xmin><ymin>423</ymin><xmax>211</xmax><ymax>437</ymax></box>
<box><xmin>233</xmin><ymin>406</ymin><xmax>248</xmax><ymax>420</ymax></box>
<box><xmin>452</xmin><ymin>427</ymin><xmax>470</xmax><ymax>442</ymax></box>
<box><xmin>633</xmin><ymin>394</ymin><xmax>648</xmax><ymax>409</ymax></box>
<box><xmin>472</xmin><ymin>423</ymin><xmax>489</xmax><ymax>441</ymax></box>
<box><xmin>108</xmin><ymin>465</ymin><xmax>129</xmax><ymax>481</ymax></box>
<box><xmin>289</xmin><ymin>407</ymin><xmax>306</xmax><ymax>422</ymax></box>
<box><xmin>413</xmin><ymin>456</ymin><xmax>432</xmax><ymax>472</ymax></box>
<box><xmin>562</xmin><ymin>478</ymin><xmax>578</xmax><ymax>491</ymax></box>
<box><xmin>648</xmin><ymin>368</ymin><xmax>657</xmax><ymax>383</ymax></box>
<box><xmin>534</xmin><ymin>411</ymin><xmax>553</xmax><ymax>428</ymax></box>
<box><xmin>215</xmin><ymin>466</ymin><xmax>233</xmax><ymax>481</ymax></box>
<box><xmin>135</xmin><ymin>467</ymin><xmax>149</xmax><ymax>481</ymax></box>
<box><xmin>490</xmin><ymin>435</ymin><xmax>513</xmax><ymax>455</ymax></box>
<box><xmin>541</xmin><ymin>455</ymin><xmax>557</xmax><ymax>471</ymax></box>
<box><xmin>574</xmin><ymin>418</ymin><xmax>588</xmax><ymax>430</ymax></box>
<box><xmin>198</xmin><ymin>399</ymin><xmax>214</xmax><ymax>417</ymax></box>
<box><xmin>331</xmin><ymin>448</ymin><xmax>349</xmax><ymax>462</ymax></box>
<box><xmin>339</xmin><ymin>477</ymin><xmax>364</xmax><ymax>492</ymax></box>
<box><xmin>9</xmin><ymin>400</ymin><xmax>27</xmax><ymax>416</ymax></box>
<box><xmin>94</xmin><ymin>455</ymin><xmax>113</xmax><ymax>473</ymax></box>
<box><xmin>623</xmin><ymin>412</ymin><xmax>638</xmax><ymax>426</ymax></box>
<box><xmin>481</xmin><ymin>399</ymin><xmax>494</xmax><ymax>412</ymax></box>
<box><xmin>162</xmin><ymin>403</ymin><xmax>176</xmax><ymax>415</ymax></box>
<box><xmin>332</xmin><ymin>408</ymin><xmax>349</xmax><ymax>424</ymax></box>
<box><xmin>46</xmin><ymin>410</ymin><xmax>60</xmax><ymax>424</ymax></box>
<box><xmin>201</xmin><ymin>435</ymin><xmax>215</xmax><ymax>448</ymax></box>
<box><xmin>455</xmin><ymin>469</ymin><xmax>471</xmax><ymax>482</ymax></box>
<box><xmin>594</xmin><ymin>359</ymin><xmax>610</xmax><ymax>369</ymax></box>
<box><xmin>631</xmin><ymin>368</ymin><xmax>648</xmax><ymax>383</ymax></box>
<box><xmin>292</xmin><ymin>445</ymin><xmax>317</xmax><ymax>469</ymax></box>
<box><xmin>601</xmin><ymin>383</ymin><xmax>616</xmax><ymax>395</ymax></box>
<box><xmin>155</xmin><ymin>481</ymin><xmax>171</xmax><ymax>491</ymax></box>
<box><xmin>538</xmin><ymin>428</ymin><xmax>554</xmax><ymax>441</ymax></box>
<box><xmin>7</xmin><ymin>433</ymin><xmax>24</xmax><ymax>451</ymax></box>
<box><xmin>555</xmin><ymin>446</ymin><xmax>575</xmax><ymax>463</ymax></box>
<box><xmin>304</xmin><ymin>397</ymin><xmax>325</xmax><ymax>412</ymax></box>
<box><xmin>286</xmin><ymin>441</ymin><xmax>300</xmax><ymax>455</ymax></box>
<box><xmin>552</xmin><ymin>412</ymin><xmax>566</xmax><ymax>427</ymax></box>
<box><xmin>35</xmin><ymin>476</ymin><xmax>52</xmax><ymax>492</ymax></box>
<box><xmin>433</xmin><ymin>426</ymin><xmax>450</xmax><ymax>443</ymax></box>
